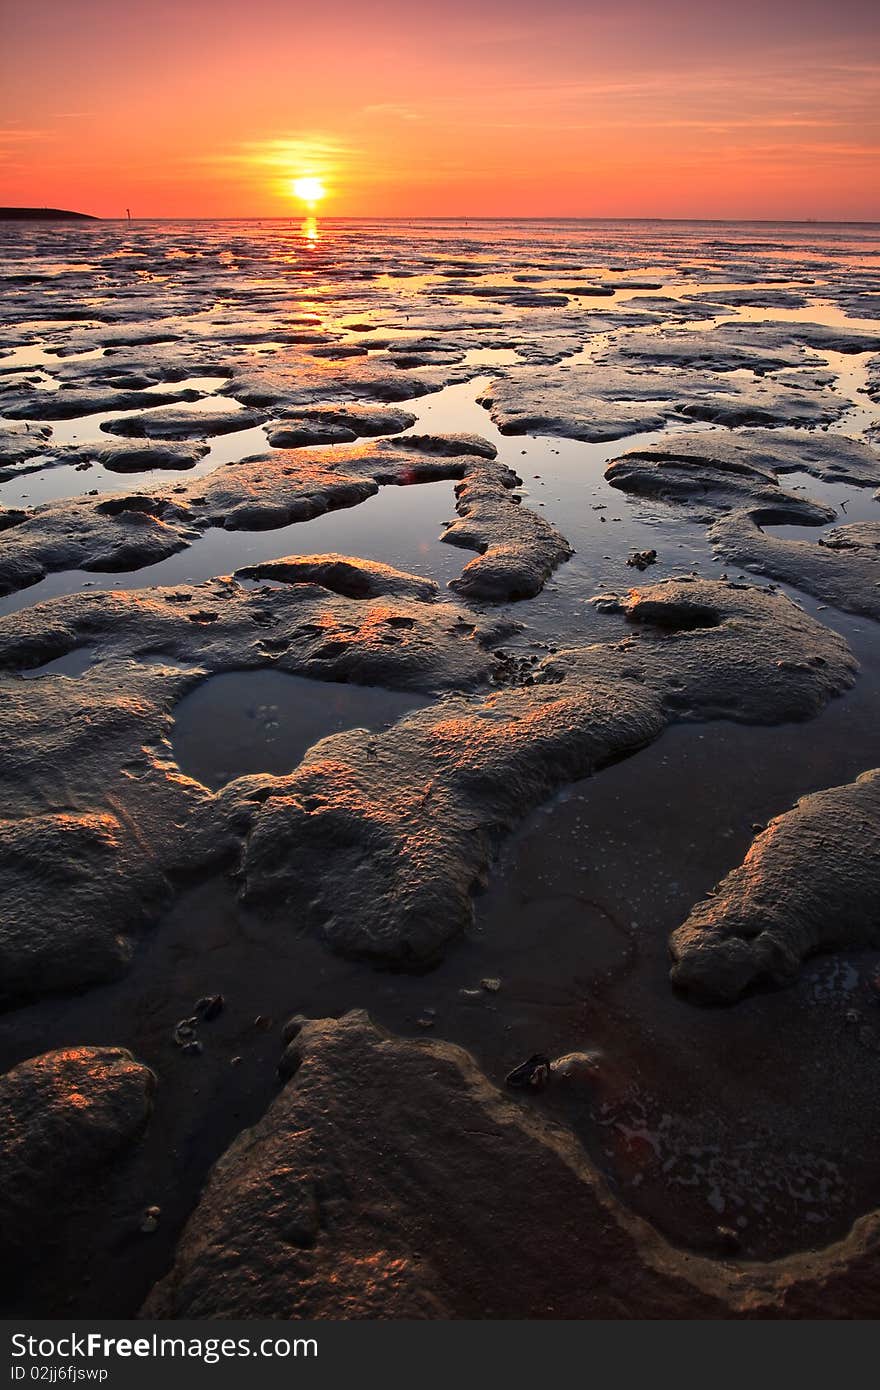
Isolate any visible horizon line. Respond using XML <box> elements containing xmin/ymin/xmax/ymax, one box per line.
<box><xmin>24</xmin><ymin>213</ymin><xmax>880</xmax><ymax>226</ymax></box>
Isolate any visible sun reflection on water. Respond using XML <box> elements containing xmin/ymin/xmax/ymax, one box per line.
<box><xmin>301</xmin><ymin>215</ymin><xmax>320</xmax><ymax>247</ymax></box>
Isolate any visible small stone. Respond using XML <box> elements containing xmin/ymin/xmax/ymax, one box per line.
<box><xmin>195</xmin><ymin>993</ymin><xmax>224</xmax><ymax>1021</ymax></box>
<box><xmin>590</xmin><ymin>594</ymin><xmax>621</xmax><ymax>613</ymax></box>
<box><xmin>505</xmin><ymin>1054</ymin><xmax>551</xmax><ymax>1091</ymax></box>
<box><xmin>173</xmin><ymin>1017</ymin><xmax>199</xmax><ymax>1047</ymax></box>
<box><xmin>140</xmin><ymin>1205</ymin><xmax>161</xmax><ymax>1234</ymax></box>
<box><xmin>716</xmin><ymin>1226</ymin><xmax>740</xmax><ymax>1253</ymax></box>
<box><xmin>549</xmin><ymin>1051</ymin><xmax>601</xmax><ymax>1080</ymax></box>
<box><xmin>626</xmin><ymin>549</ymin><xmax>658</xmax><ymax>571</ymax></box>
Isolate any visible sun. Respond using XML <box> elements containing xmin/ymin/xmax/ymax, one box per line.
<box><xmin>290</xmin><ymin>176</ymin><xmax>326</xmax><ymax>206</ymax></box>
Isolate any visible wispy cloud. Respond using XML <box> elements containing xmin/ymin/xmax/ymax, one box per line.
<box><xmin>413</xmin><ymin>57</ymin><xmax>880</xmax><ymax>133</ymax></box>
<box><xmin>0</xmin><ymin>128</ymin><xmax>53</xmax><ymax>142</ymax></box>
<box><xmin>0</xmin><ymin>127</ymin><xmax>56</xmax><ymax>167</ymax></box>
<box><xmin>194</xmin><ymin>134</ymin><xmax>359</xmax><ymax>172</ymax></box>
<box><xmin>362</xmin><ymin>104</ymin><xmax>422</xmax><ymax>121</ymax></box>
<box><xmin>182</xmin><ymin>131</ymin><xmax>396</xmax><ymax>195</ymax></box>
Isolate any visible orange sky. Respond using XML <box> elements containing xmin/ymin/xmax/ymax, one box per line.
<box><xmin>2</xmin><ymin>0</ymin><xmax>879</xmax><ymax>219</ymax></box>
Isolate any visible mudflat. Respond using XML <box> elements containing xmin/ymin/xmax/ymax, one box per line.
<box><xmin>2</xmin><ymin>217</ymin><xmax>880</xmax><ymax>1318</ymax></box>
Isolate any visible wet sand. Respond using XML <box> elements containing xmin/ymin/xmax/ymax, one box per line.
<box><xmin>1</xmin><ymin>218</ymin><xmax>880</xmax><ymax>1317</ymax></box>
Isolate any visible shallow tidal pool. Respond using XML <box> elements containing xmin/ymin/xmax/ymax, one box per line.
<box><xmin>171</xmin><ymin>667</ymin><xmax>432</xmax><ymax>788</ymax></box>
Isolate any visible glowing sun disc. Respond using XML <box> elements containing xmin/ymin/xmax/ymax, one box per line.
<box><xmin>291</xmin><ymin>177</ymin><xmax>326</xmax><ymax>204</ymax></box>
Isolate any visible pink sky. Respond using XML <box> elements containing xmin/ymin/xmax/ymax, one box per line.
<box><xmin>2</xmin><ymin>0</ymin><xmax>879</xmax><ymax>219</ymax></box>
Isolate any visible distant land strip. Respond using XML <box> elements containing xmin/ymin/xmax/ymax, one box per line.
<box><xmin>0</xmin><ymin>207</ymin><xmax>98</xmax><ymax>220</ymax></box>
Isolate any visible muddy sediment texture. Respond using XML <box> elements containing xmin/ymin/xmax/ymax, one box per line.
<box><xmin>709</xmin><ymin>512</ymin><xmax>880</xmax><ymax>620</ymax></box>
<box><xmin>0</xmin><ymin>422</ymin><xmax>53</xmax><ymax>475</ymax></box>
<box><xmin>68</xmin><ymin>440</ymin><xmax>211</xmax><ymax>474</ymax></box>
<box><xmin>609</xmin><ymin>321</ymin><xmax>880</xmax><ymax>372</ymax></box>
<box><xmin>238</xmin><ymin>672</ymin><xmax>664</xmax><ymax>961</ymax></box>
<box><xmin>264</xmin><ymin>403</ymin><xmax>417</xmax><ymax>447</ymax></box>
<box><xmin>101</xmin><ymin>406</ymin><xmax>268</xmax><ymax>440</ymax></box>
<box><xmin>0</xmin><ymin>566</ymin><xmax>507</xmax><ymax>688</ymax></box>
<box><xmin>445</xmin><ymin>465</ymin><xmax>574</xmax><ymax>600</ymax></box>
<box><xmin>225</xmin><ymin>358</ymin><xmax>470</xmax><ymax>411</ymax></box>
<box><xmin>567</xmin><ymin>577</ymin><xmax>857</xmax><ymax>724</ymax></box>
<box><xmin>0</xmin><ymin>493</ymin><xmax>200</xmax><ymax>595</ymax></box>
<box><xmin>234</xmin><ymin>554</ymin><xmax>439</xmax><ymax>601</ymax></box>
<box><xmin>3</xmin><ymin>219</ymin><xmax>880</xmax><ymax>1318</ymax></box>
<box><xmin>478</xmin><ymin>366</ymin><xmax>848</xmax><ymax>442</ymax></box>
<box><xmin>607</xmin><ymin>428</ymin><xmax>880</xmax><ymax>525</ymax></box>
<box><xmin>0</xmin><ymin>577</ymin><xmax>853</xmax><ymax>1000</ymax></box>
<box><xmin>0</xmin><ymin>1046</ymin><xmax>154</xmax><ymax>1262</ymax></box>
<box><xmin>0</xmin><ymin>568</ymin><xmax>512</xmax><ymax>1003</ymax></box>
<box><xmin>670</xmin><ymin>769</ymin><xmax>880</xmax><ymax>1002</ymax></box>
<box><xmin>143</xmin><ymin>1011</ymin><xmax>880</xmax><ymax>1319</ymax></box>
<box><xmin>604</xmin><ymin>430</ymin><xmax>880</xmax><ymax>618</ymax></box>
<box><xmin>0</xmin><ymin>801</ymin><xmax>183</xmax><ymax>1003</ymax></box>
<box><xmin>605</xmin><ymin>448</ymin><xmax>833</xmax><ymax>521</ymax></box>
<box><xmin>608</xmin><ymin>428</ymin><xmax>880</xmax><ymax>490</ymax></box>
<box><xmin>238</xmin><ymin>578</ymin><xmax>855</xmax><ymax>959</ymax></box>
<box><xmin>0</xmin><ymin>387</ymin><xmax>207</xmax><ymax>422</ymax></box>
<box><xmin>0</xmin><ymin>434</ymin><xmax>570</xmax><ymax>605</ymax></box>
<box><xmin>478</xmin><ymin>371</ymin><xmax>667</xmax><ymax>441</ymax></box>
